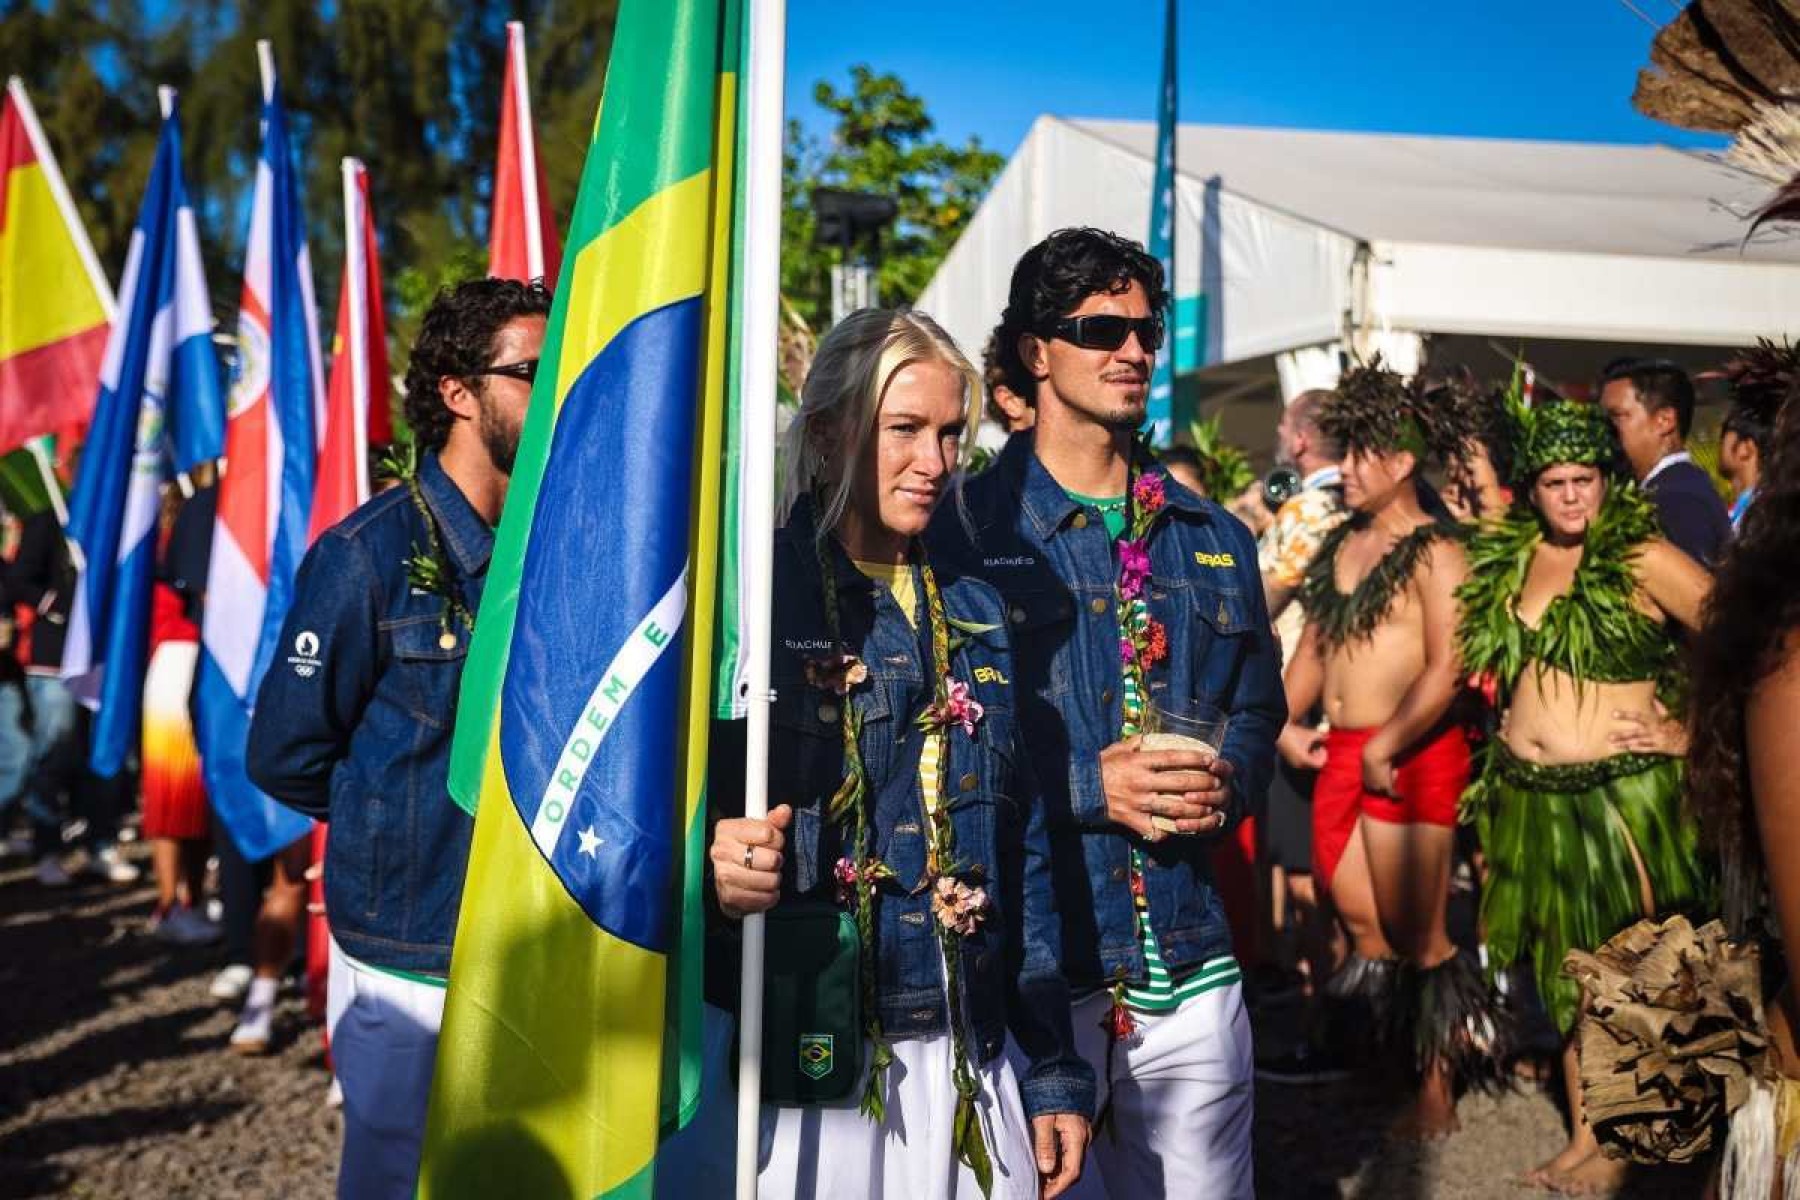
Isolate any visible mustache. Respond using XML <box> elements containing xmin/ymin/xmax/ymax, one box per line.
<box><xmin>1102</xmin><ymin>369</ymin><xmax>1149</xmax><ymax>384</ymax></box>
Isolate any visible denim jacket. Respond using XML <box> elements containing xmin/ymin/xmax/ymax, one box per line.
<box><xmin>929</xmin><ymin>434</ymin><xmax>1286</xmax><ymax>989</ymax></box>
<box><xmin>711</xmin><ymin>500</ymin><xmax>1093</xmax><ymax>1120</ymax></box>
<box><xmin>246</xmin><ymin>452</ymin><xmax>491</xmax><ymax>976</ymax></box>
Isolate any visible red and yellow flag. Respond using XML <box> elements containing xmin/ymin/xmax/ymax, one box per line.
<box><xmin>0</xmin><ymin>78</ymin><xmax>113</xmax><ymax>454</ymax></box>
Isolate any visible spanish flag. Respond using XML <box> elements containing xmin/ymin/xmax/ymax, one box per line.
<box><xmin>0</xmin><ymin>78</ymin><xmax>113</xmax><ymax>455</ymax></box>
<box><xmin>420</xmin><ymin>0</ymin><xmax>745</xmax><ymax>1194</ymax></box>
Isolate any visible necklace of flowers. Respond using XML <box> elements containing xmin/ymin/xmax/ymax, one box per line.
<box><xmin>1104</xmin><ymin>448</ymin><xmax>1171</xmax><ymax>1047</ymax></box>
<box><xmin>811</xmin><ymin>532</ymin><xmax>998</xmax><ymax>1195</ymax></box>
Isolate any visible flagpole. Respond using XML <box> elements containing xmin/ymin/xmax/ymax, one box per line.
<box><xmin>342</xmin><ymin>158</ymin><xmax>371</xmax><ymax>503</ymax></box>
<box><xmin>734</xmin><ymin>0</ymin><xmax>787</xmax><ymax>1196</ymax></box>
<box><xmin>7</xmin><ymin>78</ymin><xmax>116</xmax><ymax>321</ymax></box>
<box><xmin>256</xmin><ymin>39</ymin><xmax>276</xmax><ymax>105</ymax></box>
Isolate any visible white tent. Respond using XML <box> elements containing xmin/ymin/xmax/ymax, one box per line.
<box><xmin>918</xmin><ymin>116</ymin><xmax>1800</xmax><ymax>413</ymax></box>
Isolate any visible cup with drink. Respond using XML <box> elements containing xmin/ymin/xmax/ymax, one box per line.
<box><xmin>1140</xmin><ymin>697</ymin><xmax>1229</xmax><ymax>836</ymax></box>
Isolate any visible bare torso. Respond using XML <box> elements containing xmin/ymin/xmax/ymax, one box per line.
<box><xmin>1497</xmin><ymin>539</ymin><xmax>1665</xmax><ymax>766</ymax></box>
<box><xmin>1321</xmin><ymin>524</ymin><xmax>1429</xmax><ymax>731</ymax></box>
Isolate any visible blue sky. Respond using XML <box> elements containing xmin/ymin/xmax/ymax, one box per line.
<box><xmin>784</xmin><ymin>0</ymin><xmax>1721</xmax><ymax>157</ymax></box>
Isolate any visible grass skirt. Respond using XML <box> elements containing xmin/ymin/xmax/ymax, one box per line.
<box><xmin>1466</xmin><ymin>744</ymin><xmax>1710</xmax><ymax>1034</ymax></box>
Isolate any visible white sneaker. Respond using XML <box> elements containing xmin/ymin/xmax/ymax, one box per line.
<box><xmin>230</xmin><ymin>979</ymin><xmax>278</xmax><ymax>1055</ymax></box>
<box><xmin>85</xmin><ymin>846</ymin><xmax>141</xmax><ymax>884</ymax></box>
<box><xmin>151</xmin><ymin>905</ymin><xmax>220</xmax><ymax>946</ymax></box>
<box><xmin>33</xmin><ymin>855</ymin><xmax>72</xmax><ymax>887</ymax></box>
<box><xmin>209</xmin><ymin>963</ymin><xmax>254</xmax><ymax>1001</ymax></box>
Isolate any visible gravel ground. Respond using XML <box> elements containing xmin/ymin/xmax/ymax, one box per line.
<box><xmin>0</xmin><ymin>846</ymin><xmax>1709</xmax><ymax>1199</ymax></box>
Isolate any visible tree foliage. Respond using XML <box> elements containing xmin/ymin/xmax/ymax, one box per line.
<box><xmin>2</xmin><ymin>10</ymin><xmax>990</xmax><ymax>351</ymax></box>
<box><xmin>0</xmin><ymin>0</ymin><xmax>614</xmax><ymax>343</ymax></box>
<box><xmin>783</xmin><ymin>65</ymin><xmax>1003</xmax><ymax>330</ymax></box>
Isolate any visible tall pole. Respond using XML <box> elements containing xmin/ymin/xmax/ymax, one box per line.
<box><xmin>734</xmin><ymin>0</ymin><xmax>787</xmax><ymax>1197</ymax></box>
<box><xmin>1145</xmin><ymin>0</ymin><xmax>1178</xmax><ymax>444</ymax></box>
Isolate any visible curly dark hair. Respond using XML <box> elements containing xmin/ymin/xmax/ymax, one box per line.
<box><xmin>1720</xmin><ymin>338</ymin><xmax>1800</xmax><ymax>458</ymax></box>
<box><xmin>401</xmin><ymin>278</ymin><xmax>553</xmax><ymax>451</ymax></box>
<box><xmin>1318</xmin><ymin>356</ymin><xmax>1471</xmax><ymax>473</ymax></box>
<box><xmin>1687</xmin><ymin>391</ymin><xmax>1800</xmax><ymax>934</ymax></box>
<box><xmin>994</xmin><ymin>227</ymin><xmax>1168</xmax><ymax>402</ymax></box>
<box><xmin>980</xmin><ymin>326</ymin><xmax>1033</xmax><ymax>425</ymax></box>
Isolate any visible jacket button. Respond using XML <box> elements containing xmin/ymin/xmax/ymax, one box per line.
<box><xmin>1071</xmin><ymin>511</ymin><xmax>1089</xmax><ymax>529</ymax></box>
<box><xmin>817</xmin><ymin>703</ymin><xmax>839</xmax><ymax>723</ymax></box>
<box><xmin>1101</xmin><ymin>688</ymin><xmax>1114</xmax><ymax>706</ymax></box>
<box><xmin>1110</xmin><ymin>867</ymin><xmax>1128</xmax><ymax>881</ymax></box>
<box><xmin>1009</xmin><ymin>606</ymin><xmax>1026</xmax><ymax>625</ymax></box>
<box><xmin>1089</xmin><ymin>597</ymin><xmax>1108</xmax><ymax>615</ymax></box>
<box><xmin>959</xmin><ymin>772</ymin><xmax>978</xmax><ymax>792</ymax></box>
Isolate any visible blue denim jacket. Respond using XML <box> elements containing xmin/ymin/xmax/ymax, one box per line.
<box><xmin>712</xmin><ymin>500</ymin><xmax>1092</xmax><ymax>1120</ymax></box>
<box><xmin>246</xmin><ymin>452</ymin><xmax>491</xmax><ymax>976</ymax></box>
<box><xmin>929</xmin><ymin>434</ymin><xmax>1286</xmax><ymax>989</ymax></box>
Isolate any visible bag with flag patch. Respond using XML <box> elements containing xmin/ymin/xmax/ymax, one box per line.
<box><xmin>756</xmin><ymin>902</ymin><xmax>862</xmax><ymax>1105</ymax></box>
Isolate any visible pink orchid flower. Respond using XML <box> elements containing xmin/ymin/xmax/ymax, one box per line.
<box><xmin>1117</xmin><ymin>538</ymin><xmax>1151</xmax><ymax>600</ymax></box>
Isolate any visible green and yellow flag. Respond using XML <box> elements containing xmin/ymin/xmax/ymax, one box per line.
<box><xmin>421</xmin><ymin>1</ymin><xmax>747</xmax><ymax>1194</ymax></box>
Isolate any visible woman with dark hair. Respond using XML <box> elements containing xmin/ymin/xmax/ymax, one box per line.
<box><xmin>1456</xmin><ymin>399</ymin><xmax>1713</xmax><ymax>1193</ymax></box>
<box><xmin>1686</xmin><ymin>387</ymin><xmax>1800</xmax><ymax>1190</ymax></box>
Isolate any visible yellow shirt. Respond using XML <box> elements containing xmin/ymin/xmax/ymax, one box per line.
<box><xmin>854</xmin><ymin>559</ymin><xmax>944</xmax><ymax>845</ymax></box>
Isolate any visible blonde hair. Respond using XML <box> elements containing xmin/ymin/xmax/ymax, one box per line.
<box><xmin>780</xmin><ymin>307</ymin><xmax>980</xmax><ymax>537</ymax></box>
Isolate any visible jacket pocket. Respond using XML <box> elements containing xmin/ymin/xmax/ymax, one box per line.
<box><xmin>999</xmin><ymin>590</ymin><xmax>1074</xmax><ymax>702</ymax></box>
<box><xmin>388</xmin><ymin>617</ymin><xmax>470</xmax><ymax>730</ymax></box>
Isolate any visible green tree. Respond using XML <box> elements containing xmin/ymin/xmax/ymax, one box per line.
<box><xmin>783</xmin><ymin>65</ymin><xmax>1003</xmax><ymax>330</ymax></box>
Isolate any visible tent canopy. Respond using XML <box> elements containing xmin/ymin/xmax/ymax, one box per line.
<box><xmin>918</xmin><ymin>116</ymin><xmax>1800</xmax><ymax>400</ymax></box>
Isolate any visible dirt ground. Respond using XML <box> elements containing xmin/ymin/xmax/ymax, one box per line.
<box><xmin>0</xmin><ymin>846</ymin><xmax>1709</xmax><ymax>1199</ymax></box>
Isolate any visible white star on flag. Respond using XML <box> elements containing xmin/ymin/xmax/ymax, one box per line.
<box><xmin>577</xmin><ymin>826</ymin><xmax>603</xmax><ymax>858</ymax></box>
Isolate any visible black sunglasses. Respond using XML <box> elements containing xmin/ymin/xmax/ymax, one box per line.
<box><xmin>466</xmin><ymin>358</ymin><xmax>539</xmax><ymax>384</ymax></box>
<box><xmin>1041</xmin><ymin>314</ymin><xmax>1164</xmax><ymax>354</ymax></box>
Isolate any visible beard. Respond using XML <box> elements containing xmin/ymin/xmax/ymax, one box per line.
<box><xmin>478</xmin><ymin>397</ymin><xmax>523</xmax><ymax>476</ymax></box>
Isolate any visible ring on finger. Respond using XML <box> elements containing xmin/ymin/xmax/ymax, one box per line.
<box><xmin>741</xmin><ymin>844</ymin><xmax>755</xmax><ymax>870</ymax></box>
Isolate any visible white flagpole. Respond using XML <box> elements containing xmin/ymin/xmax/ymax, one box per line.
<box><xmin>342</xmin><ymin>158</ymin><xmax>372</xmax><ymax>503</ymax></box>
<box><xmin>734</xmin><ymin>0</ymin><xmax>786</xmax><ymax>1196</ymax></box>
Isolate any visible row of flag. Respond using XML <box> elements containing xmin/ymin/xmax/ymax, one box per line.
<box><xmin>21</xmin><ymin>0</ymin><xmax>775</xmax><ymax>1191</ymax></box>
<box><xmin>0</xmin><ymin>22</ymin><xmax>560</xmax><ymax>853</ymax></box>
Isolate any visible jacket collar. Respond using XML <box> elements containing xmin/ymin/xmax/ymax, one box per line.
<box><xmin>418</xmin><ymin>451</ymin><xmax>495</xmax><ymax>577</ymax></box>
<box><xmin>995</xmin><ymin>430</ymin><xmax>1208</xmax><ymax>542</ymax></box>
<box><xmin>784</xmin><ymin>495</ymin><xmax>882</xmax><ymax>598</ymax></box>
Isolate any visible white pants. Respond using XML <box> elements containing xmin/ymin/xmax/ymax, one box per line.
<box><xmin>1063</xmin><ymin>982</ymin><xmax>1254</xmax><ymax>1199</ymax></box>
<box><xmin>326</xmin><ymin>937</ymin><xmax>447</xmax><ymax>1200</ymax></box>
<box><xmin>660</xmin><ymin>1004</ymin><xmax>1040</xmax><ymax>1200</ymax></box>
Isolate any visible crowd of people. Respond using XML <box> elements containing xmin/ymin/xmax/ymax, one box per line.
<box><xmin>9</xmin><ymin>222</ymin><xmax>1800</xmax><ymax>1200</ymax></box>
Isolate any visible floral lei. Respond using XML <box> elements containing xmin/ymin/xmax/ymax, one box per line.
<box><xmin>811</xmin><ymin>534</ymin><xmax>999</xmax><ymax>1194</ymax></box>
<box><xmin>1104</xmin><ymin>452</ymin><xmax>1171</xmax><ymax>1045</ymax></box>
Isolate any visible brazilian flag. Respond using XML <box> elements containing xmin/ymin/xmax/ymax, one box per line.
<box><xmin>420</xmin><ymin>0</ymin><xmax>748</xmax><ymax>1194</ymax></box>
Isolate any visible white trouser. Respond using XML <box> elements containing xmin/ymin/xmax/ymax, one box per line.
<box><xmin>660</xmin><ymin>1004</ymin><xmax>1040</xmax><ymax>1200</ymax></box>
<box><xmin>325</xmin><ymin>937</ymin><xmax>447</xmax><ymax>1200</ymax></box>
<box><xmin>1064</xmin><ymin>981</ymin><xmax>1254</xmax><ymax>1199</ymax></box>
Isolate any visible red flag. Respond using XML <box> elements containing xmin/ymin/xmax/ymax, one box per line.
<box><xmin>487</xmin><ymin>21</ymin><xmax>561</xmax><ymax>284</ymax></box>
<box><xmin>310</xmin><ymin>157</ymin><xmax>390</xmax><ymax>542</ymax></box>
<box><xmin>305</xmin><ymin>158</ymin><xmax>389</xmax><ymax>1029</ymax></box>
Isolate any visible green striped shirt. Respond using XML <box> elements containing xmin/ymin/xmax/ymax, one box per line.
<box><xmin>1068</xmin><ymin>491</ymin><xmax>1242</xmax><ymax>1012</ymax></box>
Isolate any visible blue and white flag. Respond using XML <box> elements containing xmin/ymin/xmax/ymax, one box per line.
<box><xmin>62</xmin><ymin>91</ymin><xmax>224</xmax><ymax>777</ymax></box>
<box><xmin>1145</xmin><ymin>0</ymin><xmax>1178</xmax><ymax>446</ymax></box>
<box><xmin>196</xmin><ymin>50</ymin><xmax>322</xmax><ymax>861</ymax></box>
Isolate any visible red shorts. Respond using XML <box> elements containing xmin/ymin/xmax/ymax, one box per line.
<box><xmin>1312</xmin><ymin>724</ymin><xmax>1470</xmax><ymax>890</ymax></box>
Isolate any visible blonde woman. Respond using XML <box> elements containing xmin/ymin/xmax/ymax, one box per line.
<box><xmin>688</xmin><ymin>309</ymin><xmax>1091</xmax><ymax>1199</ymax></box>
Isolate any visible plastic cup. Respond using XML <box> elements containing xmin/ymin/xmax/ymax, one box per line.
<box><xmin>1139</xmin><ymin>699</ymin><xmax>1229</xmax><ymax>835</ymax></box>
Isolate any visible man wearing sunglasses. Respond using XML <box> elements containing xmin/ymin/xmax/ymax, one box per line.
<box><xmin>245</xmin><ymin>277</ymin><xmax>550</xmax><ymax>1198</ymax></box>
<box><xmin>931</xmin><ymin>227</ymin><xmax>1282</xmax><ymax>1197</ymax></box>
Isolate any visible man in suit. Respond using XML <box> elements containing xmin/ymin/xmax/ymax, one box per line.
<box><xmin>1598</xmin><ymin>358</ymin><xmax>1731</xmax><ymax>567</ymax></box>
